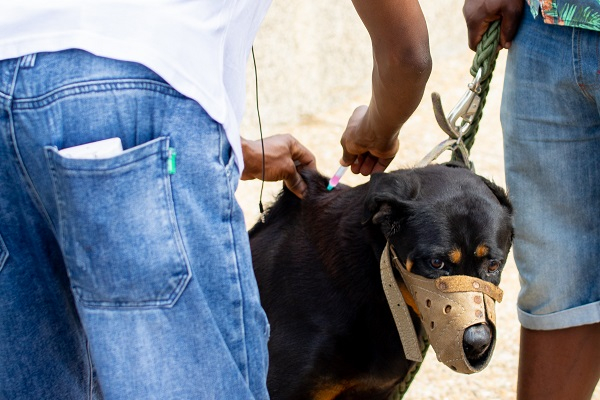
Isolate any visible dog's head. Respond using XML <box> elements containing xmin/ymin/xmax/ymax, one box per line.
<box><xmin>363</xmin><ymin>163</ymin><xmax>513</xmax><ymax>372</ymax></box>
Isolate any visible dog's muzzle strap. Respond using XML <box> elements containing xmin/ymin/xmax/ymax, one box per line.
<box><xmin>380</xmin><ymin>242</ymin><xmax>423</xmax><ymax>362</ymax></box>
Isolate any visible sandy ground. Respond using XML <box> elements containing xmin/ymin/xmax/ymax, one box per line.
<box><xmin>235</xmin><ymin>1</ymin><xmax>599</xmax><ymax>399</ymax></box>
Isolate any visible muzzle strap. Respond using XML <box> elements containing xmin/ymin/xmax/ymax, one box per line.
<box><xmin>435</xmin><ymin>275</ymin><xmax>503</xmax><ymax>303</ymax></box>
<box><xmin>380</xmin><ymin>242</ymin><xmax>423</xmax><ymax>362</ymax></box>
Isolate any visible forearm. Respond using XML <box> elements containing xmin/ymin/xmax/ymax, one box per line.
<box><xmin>353</xmin><ymin>0</ymin><xmax>432</xmax><ymax>141</ymax></box>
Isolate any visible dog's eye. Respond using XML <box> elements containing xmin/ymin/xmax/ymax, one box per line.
<box><xmin>430</xmin><ymin>258</ymin><xmax>445</xmax><ymax>270</ymax></box>
<box><xmin>488</xmin><ymin>260</ymin><xmax>501</xmax><ymax>272</ymax></box>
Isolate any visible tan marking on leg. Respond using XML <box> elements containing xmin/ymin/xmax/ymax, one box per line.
<box><xmin>313</xmin><ymin>382</ymin><xmax>356</xmax><ymax>400</ymax></box>
<box><xmin>475</xmin><ymin>244</ymin><xmax>489</xmax><ymax>258</ymax></box>
<box><xmin>449</xmin><ymin>248</ymin><xmax>462</xmax><ymax>264</ymax></box>
<box><xmin>313</xmin><ymin>384</ymin><xmax>346</xmax><ymax>400</ymax></box>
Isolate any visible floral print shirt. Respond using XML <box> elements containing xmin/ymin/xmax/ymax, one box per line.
<box><xmin>528</xmin><ymin>0</ymin><xmax>600</xmax><ymax>30</ymax></box>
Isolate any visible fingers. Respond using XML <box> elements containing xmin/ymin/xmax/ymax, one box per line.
<box><xmin>463</xmin><ymin>0</ymin><xmax>524</xmax><ymax>50</ymax></box>
<box><xmin>357</xmin><ymin>154</ymin><xmax>377</xmax><ymax>175</ymax></box>
<box><xmin>343</xmin><ymin>149</ymin><xmax>396</xmax><ymax>175</ymax></box>
<box><xmin>289</xmin><ymin>137</ymin><xmax>317</xmax><ymax>172</ymax></box>
<box><xmin>464</xmin><ymin>12</ymin><xmax>500</xmax><ymax>51</ymax></box>
<box><xmin>349</xmin><ymin>153</ymin><xmax>395</xmax><ymax>175</ymax></box>
<box><xmin>283</xmin><ymin>169</ymin><xmax>307</xmax><ymax>199</ymax></box>
<box><xmin>340</xmin><ymin>106</ymin><xmax>367</xmax><ymax>169</ymax></box>
<box><xmin>340</xmin><ymin>104</ymin><xmax>398</xmax><ymax>175</ymax></box>
<box><xmin>241</xmin><ymin>134</ymin><xmax>315</xmax><ymax>199</ymax></box>
<box><xmin>499</xmin><ymin>4</ymin><xmax>523</xmax><ymax>48</ymax></box>
<box><xmin>463</xmin><ymin>1</ymin><xmax>487</xmax><ymax>50</ymax></box>
<box><xmin>464</xmin><ymin>16</ymin><xmax>489</xmax><ymax>51</ymax></box>
<box><xmin>371</xmin><ymin>155</ymin><xmax>394</xmax><ymax>174</ymax></box>
<box><xmin>285</xmin><ymin>136</ymin><xmax>316</xmax><ymax>198</ymax></box>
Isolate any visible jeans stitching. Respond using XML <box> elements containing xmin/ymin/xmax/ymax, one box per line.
<box><xmin>13</xmin><ymin>79</ymin><xmax>184</xmax><ymax>109</ymax></box>
<box><xmin>0</xmin><ymin>234</ymin><xmax>8</xmax><ymax>273</ymax></box>
<box><xmin>573</xmin><ymin>27</ymin><xmax>599</xmax><ymax>99</ymax></box>
<box><xmin>86</xmin><ymin>339</ymin><xmax>94</xmax><ymax>400</ymax></box>
<box><xmin>8</xmin><ymin>61</ymin><xmax>58</xmax><ymax>235</ymax></box>
<box><xmin>218</xmin><ymin>123</ymin><xmax>250</xmax><ymax>381</ymax></box>
<box><xmin>44</xmin><ymin>147</ymin><xmax>67</xmax><ymax>253</ymax></box>
<box><xmin>160</xmin><ymin>138</ymin><xmax>193</xmax><ymax>309</ymax></box>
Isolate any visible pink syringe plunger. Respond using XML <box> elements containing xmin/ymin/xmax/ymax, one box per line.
<box><xmin>327</xmin><ymin>165</ymin><xmax>349</xmax><ymax>191</ymax></box>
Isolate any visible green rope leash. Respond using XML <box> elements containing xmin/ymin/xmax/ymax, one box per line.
<box><xmin>391</xmin><ymin>21</ymin><xmax>501</xmax><ymax>400</ymax></box>
<box><xmin>389</xmin><ymin>333</ymin><xmax>430</xmax><ymax>400</ymax></box>
<box><xmin>452</xmin><ymin>20</ymin><xmax>501</xmax><ymax>159</ymax></box>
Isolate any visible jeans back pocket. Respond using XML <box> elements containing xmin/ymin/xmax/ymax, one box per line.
<box><xmin>45</xmin><ymin>137</ymin><xmax>190</xmax><ymax>308</ymax></box>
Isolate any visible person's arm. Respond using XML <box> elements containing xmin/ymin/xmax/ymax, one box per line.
<box><xmin>341</xmin><ymin>0</ymin><xmax>432</xmax><ymax>175</ymax></box>
<box><xmin>463</xmin><ymin>0</ymin><xmax>524</xmax><ymax>51</ymax></box>
<box><xmin>241</xmin><ymin>134</ymin><xmax>317</xmax><ymax>199</ymax></box>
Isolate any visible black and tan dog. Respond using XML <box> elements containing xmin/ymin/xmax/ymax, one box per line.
<box><xmin>249</xmin><ymin>163</ymin><xmax>513</xmax><ymax>400</ymax></box>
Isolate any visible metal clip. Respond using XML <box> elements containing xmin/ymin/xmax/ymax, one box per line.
<box><xmin>446</xmin><ymin>68</ymin><xmax>483</xmax><ymax>137</ymax></box>
<box><xmin>421</xmin><ymin>68</ymin><xmax>484</xmax><ymax>171</ymax></box>
<box><xmin>432</xmin><ymin>68</ymin><xmax>483</xmax><ymax>140</ymax></box>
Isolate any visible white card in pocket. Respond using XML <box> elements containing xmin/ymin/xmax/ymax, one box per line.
<box><xmin>59</xmin><ymin>137</ymin><xmax>123</xmax><ymax>159</ymax></box>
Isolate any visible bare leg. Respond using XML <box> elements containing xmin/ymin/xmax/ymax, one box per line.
<box><xmin>517</xmin><ymin>323</ymin><xmax>600</xmax><ymax>400</ymax></box>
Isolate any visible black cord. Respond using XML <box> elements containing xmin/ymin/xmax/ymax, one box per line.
<box><xmin>251</xmin><ymin>46</ymin><xmax>266</xmax><ymax>221</ymax></box>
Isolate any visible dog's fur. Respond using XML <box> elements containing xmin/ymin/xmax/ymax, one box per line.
<box><xmin>249</xmin><ymin>163</ymin><xmax>513</xmax><ymax>400</ymax></box>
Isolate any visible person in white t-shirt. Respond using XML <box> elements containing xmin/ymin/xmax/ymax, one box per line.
<box><xmin>0</xmin><ymin>1</ymin><xmax>431</xmax><ymax>398</ymax></box>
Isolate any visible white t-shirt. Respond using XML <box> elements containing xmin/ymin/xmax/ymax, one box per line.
<box><xmin>0</xmin><ymin>0</ymin><xmax>272</xmax><ymax>172</ymax></box>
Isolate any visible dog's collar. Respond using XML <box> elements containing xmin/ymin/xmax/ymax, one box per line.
<box><xmin>380</xmin><ymin>242</ymin><xmax>503</xmax><ymax>374</ymax></box>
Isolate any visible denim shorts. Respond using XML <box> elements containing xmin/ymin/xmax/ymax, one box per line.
<box><xmin>0</xmin><ymin>50</ymin><xmax>269</xmax><ymax>399</ymax></box>
<box><xmin>501</xmin><ymin>13</ymin><xmax>600</xmax><ymax>330</ymax></box>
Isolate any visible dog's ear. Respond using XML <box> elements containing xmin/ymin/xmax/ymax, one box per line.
<box><xmin>362</xmin><ymin>171</ymin><xmax>420</xmax><ymax>227</ymax></box>
<box><xmin>479</xmin><ymin>176</ymin><xmax>515</xmax><ymax>249</ymax></box>
<box><xmin>479</xmin><ymin>176</ymin><xmax>513</xmax><ymax>215</ymax></box>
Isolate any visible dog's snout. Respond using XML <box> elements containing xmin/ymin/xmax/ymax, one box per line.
<box><xmin>463</xmin><ymin>323</ymin><xmax>492</xmax><ymax>361</ymax></box>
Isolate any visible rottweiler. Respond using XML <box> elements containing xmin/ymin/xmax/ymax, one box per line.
<box><xmin>249</xmin><ymin>163</ymin><xmax>513</xmax><ymax>400</ymax></box>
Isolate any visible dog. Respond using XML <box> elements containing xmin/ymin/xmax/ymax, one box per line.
<box><xmin>249</xmin><ymin>163</ymin><xmax>513</xmax><ymax>400</ymax></box>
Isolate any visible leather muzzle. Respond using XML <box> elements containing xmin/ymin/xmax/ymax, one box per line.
<box><xmin>381</xmin><ymin>243</ymin><xmax>503</xmax><ymax>374</ymax></box>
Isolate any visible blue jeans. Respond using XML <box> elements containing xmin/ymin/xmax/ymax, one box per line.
<box><xmin>501</xmin><ymin>13</ymin><xmax>600</xmax><ymax>330</ymax></box>
<box><xmin>0</xmin><ymin>50</ymin><xmax>269</xmax><ymax>399</ymax></box>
